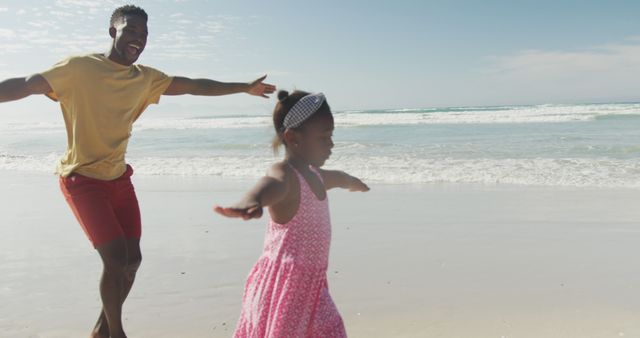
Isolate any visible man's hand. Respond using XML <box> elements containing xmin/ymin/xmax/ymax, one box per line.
<box><xmin>247</xmin><ymin>75</ymin><xmax>276</xmax><ymax>98</ymax></box>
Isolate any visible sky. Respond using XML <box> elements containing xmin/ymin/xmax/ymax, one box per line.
<box><xmin>0</xmin><ymin>0</ymin><xmax>639</xmax><ymax>117</ymax></box>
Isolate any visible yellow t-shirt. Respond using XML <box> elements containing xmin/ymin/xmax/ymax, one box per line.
<box><xmin>40</xmin><ymin>54</ymin><xmax>173</xmax><ymax>180</ymax></box>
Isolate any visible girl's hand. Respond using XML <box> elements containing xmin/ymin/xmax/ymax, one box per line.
<box><xmin>348</xmin><ymin>176</ymin><xmax>370</xmax><ymax>192</ymax></box>
<box><xmin>213</xmin><ymin>202</ymin><xmax>263</xmax><ymax>220</ymax></box>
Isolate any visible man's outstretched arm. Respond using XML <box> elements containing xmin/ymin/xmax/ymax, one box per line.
<box><xmin>163</xmin><ymin>75</ymin><xmax>275</xmax><ymax>98</ymax></box>
<box><xmin>0</xmin><ymin>75</ymin><xmax>51</xmax><ymax>103</ymax></box>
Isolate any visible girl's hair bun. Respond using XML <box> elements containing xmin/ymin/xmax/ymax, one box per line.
<box><xmin>277</xmin><ymin>90</ymin><xmax>289</xmax><ymax>102</ymax></box>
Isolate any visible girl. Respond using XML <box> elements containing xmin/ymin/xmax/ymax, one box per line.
<box><xmin>215</xmin><ymin>90</ymin><xmax>369</xmax><ymax>337</ymax></box>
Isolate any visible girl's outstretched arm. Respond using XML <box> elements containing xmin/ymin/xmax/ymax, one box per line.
<box><xmin>318</xmin><ymin>169</ymin><xmax>370</xmax><ymax>192</ymax></box>
<box><xmin>214</xmin><ymin>163</ymin><xmax>290</xmax><ymax>220</ymax></box>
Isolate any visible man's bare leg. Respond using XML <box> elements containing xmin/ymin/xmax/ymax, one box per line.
<box><xmin>88</xmin><ymin>238</ymin><xmax>129</xmax><ymax>338</ymax></box>
<box><xmin>91</xmin><ymin>238</ymin><xmax>141</xmax><ymax>338</ymax></box>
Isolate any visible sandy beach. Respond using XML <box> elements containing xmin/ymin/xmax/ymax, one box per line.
<box><xmin>1</xmin><ymin>170</ymin><xmax>640</xmax><ymax>338</ymax></box>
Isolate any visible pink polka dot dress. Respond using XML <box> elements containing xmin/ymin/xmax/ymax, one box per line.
<box><xmin>233</xmin><ymin>166</ymin><xmax>347</xmax><ymax>338</ymax></box>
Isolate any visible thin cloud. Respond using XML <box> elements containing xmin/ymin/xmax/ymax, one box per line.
<box><xmin>0</xmin><ymin>2</ymin><xmax>111</xmax><ymax>57</ymax></box>
<box><xmin>54</xmin><ymin>0</ymin><xmax>117</xmax><ymax>8</ymax></box>
<box><xmin>255</xmin><ymin>70</ymin><xmax>291</xmax><ymax>77</ymax></box>
<box><xmin>27</xmin><ymin>20</ymin><xmax>61</xmax><ymax>29</ymax></box>
<box><xmin>49</xmin><ymin>10</ymin><xmax>76</xmax><ymax>18</ymax></box>
<box><xmin>2</xmin><ymin>2</ymin><xmax>255</xmax><ymax>77</ymax></box>
<box><xmin>489</xmin><ymin>40</ymin><xmax>640</xmax><ymax>79</ymax></box>
<box><xmin>0</xmin><ymin>29</ymin><xmax>15</xmax><ymax>38</ymax></box>
<box><xmin>147</xmin><ymin>17</ymin><xmax>236</xmax><ymax>61</ymax></box>
<box><xmin>482</xmin><ymin>38</ymin><xmax>640</xmax><ymax>102</ymax></box>
<box><xmin>0</xmin><ymin>43</ymin><xmax>28</xmax><ymax>54</ymax></box>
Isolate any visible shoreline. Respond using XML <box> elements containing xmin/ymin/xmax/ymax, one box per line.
<box><xmin>1</xmin><ymin>170</ymin><xmax>640</xmax><ymax>337</ymax></box>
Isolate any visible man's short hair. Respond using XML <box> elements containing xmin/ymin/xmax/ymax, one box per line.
<box><xmin>110</xmin><ymin>5</ymin><xmax>148</xmax><ymax>26</ymax></box>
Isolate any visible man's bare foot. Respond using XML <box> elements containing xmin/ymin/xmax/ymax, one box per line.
<box><xmin>110</xmin><ymin>331</ymin><xmax>127</xmax><ymax>338</ymax></box>
<box><xmin>91</xmin><ymin>311</ymin><xmax>109</xmax><ymax>338</ymax></box>
<box><xmin>89</xmin><ymin>330</ymin><xmax>109</xmax><ymax>338</ymax></box>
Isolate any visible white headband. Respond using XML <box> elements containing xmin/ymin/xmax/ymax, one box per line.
<box><xmin>283</xmin><ymin>93</ymin><xmax>326</xmax><ymax>129</ymax></box>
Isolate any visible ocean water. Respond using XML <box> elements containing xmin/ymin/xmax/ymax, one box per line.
<box><xmin>1</xmin><ymin>102</ymin><xmax>639</xmax><ymax>188</ymax></box>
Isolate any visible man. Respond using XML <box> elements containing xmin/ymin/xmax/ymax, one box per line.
<box><xmin>0</xmin><ymin>5</ymin><xmax>275</xmax><ymax>338</ymax></box>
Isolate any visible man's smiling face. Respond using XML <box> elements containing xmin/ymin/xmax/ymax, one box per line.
<box><xmin>109</xmin><ymin>15</ymin><xmax>148</xmax><ymax>66</ymax></box>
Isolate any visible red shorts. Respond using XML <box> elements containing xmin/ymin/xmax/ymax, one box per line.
<box><xmin>59</xmin><ymin>165</ymin><xmax>141</xmax><ymax>248</ymax></box>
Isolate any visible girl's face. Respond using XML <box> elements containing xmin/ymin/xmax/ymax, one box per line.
<box><xmin>295</xmin><ymin>113</ymin><xmax>335</xmax><ymax>167</ymax></box>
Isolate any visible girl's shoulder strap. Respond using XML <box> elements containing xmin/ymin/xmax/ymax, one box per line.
<box><xmin>284</xmin><ymin>162</ymin><xmax>305</xmax><ymax>190</ymax></box>
<box><xmin>286</xmin><ymin>162</ymin><xmax>301</xmax><ymax>178</ymax></box>
<box><xmin>308</xmin><ymin>165</ymin><xmax>325</xmax><ymax>184</ymax></box>
<box><xmin>289</xmin><ymin>163</ymin><xmax>324</xmax><ymax>184</ymax></box>
<box><xmin>286</xmin><ymin>163</ymin><xmax>326</xmax><ymax>192</ymax></box>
